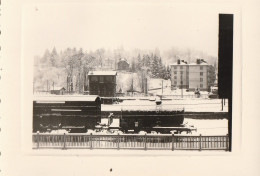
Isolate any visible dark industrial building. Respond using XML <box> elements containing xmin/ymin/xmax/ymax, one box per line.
<box><xmin>88</xmin><ymin>71</ymin><xmax>117</xmax><ymax>97</ymax></box>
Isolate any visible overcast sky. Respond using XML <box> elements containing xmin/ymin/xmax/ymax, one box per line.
<box><xmin>22</xmin><ymin>3</ymin><xmax>228</xmax><ymax>58</ymax></box>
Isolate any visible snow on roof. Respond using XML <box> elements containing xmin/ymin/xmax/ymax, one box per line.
<box><xmin>170</xmin><ymin>62</ymin><xmax>188</xmax><ymax>66</ymax></box>
<box><xmin>102</xmin><ymin>99</ymin><xmax>228</xmax><ymax>112</ymax></box>
<box><xmin>189</xmin><ymin>62</ymin><xmax>208</xmax><ymax>66</ymax></box>
<box><xmin>33</xmin><ymin>95</ymin><xmax>100</xmax><ymax>102</ymax></box>
<box><xmin>51</xmin><ymin>86</ymin><xmax>66</xmax><ymax>90</ymax></box>
<box><xmin>88</xmin><ymin>71</ymin><xmax>117</xmax><ymax>76</ymax></box>
<box><xmin>118</xmin><ymin>58</ymin><xmax>129</xmax><ymax>64</ymax></box>
<box><xmin>170</xmin><ymin>62</ymin><xmax>208</xmax><ymax>66</ymax></box>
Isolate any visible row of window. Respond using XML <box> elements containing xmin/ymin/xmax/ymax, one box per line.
<box><xmin>174</xmin><ymin>75</ymin><xmax>185</xmax><ymax>78</ymax></box>
<box><xmin>172</xmin><ymin>66</ymin><xmax>204</xmax><ymax>70</ymax></box>
<box><xmin>172</xmin><ymin>71</ymin><xmax>204</xmax><ymax>76</ymax></box>
<box><xmin>174</xmin><ymin>77</ymin><xmax>204</xmax><ymax>82</ymax></box>
<box><xmin>173</xmin><ymin>82</ymin><xmax>204</xmax><ymax>88</ymax></box>
<box><xmin>174</xmin><ymin>81</ymin><xmax>184</xmax><ymax>84</ymax></box>
<box><xmin>90</xmin><ymin>76</ymin><xmax>114</xmax><ymax>82</ymax></box>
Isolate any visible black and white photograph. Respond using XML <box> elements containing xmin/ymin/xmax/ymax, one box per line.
<box><xmin>2</xmin><ymin>0</ymin><xmax>260</xmax><ymax>176</ymax></box>
<box><xmin>22</xmin><ymin>3</ymin><xmax>234</xmax><ymax>152</ymax></box>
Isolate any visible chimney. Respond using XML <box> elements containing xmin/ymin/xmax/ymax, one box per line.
<box><xmin>177</xmin><ymin>59</ymin><xmax>180</xmax><ymax>64</ymax></box>
<box><xmin>196</xmin><ymin>59</ymin><xmax>200</xmax><ymax>64</ymax></box>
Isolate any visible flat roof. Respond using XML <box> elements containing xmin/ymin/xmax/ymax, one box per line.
<box><xmin>33</xmin><ymin>95</ymin><xmax>100</xmax><ymax>102</ymax></box>
<box><xmin>88</xmin><ymin>71</ymin><xmax>117</xmax><ymax>76</ymax></box>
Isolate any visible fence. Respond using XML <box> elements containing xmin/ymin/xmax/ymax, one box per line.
<box><xmin>32</xmin><ymin>133</ymin><xmax>229</xmax><ymax>151</ymax></box>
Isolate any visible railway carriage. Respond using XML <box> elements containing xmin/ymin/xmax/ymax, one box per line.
<box><xmin>33</xmin><ymin>96</ymin><xmax>193</xmax><ymax>134</ymax></box>
<box><xmin>120</xmin><ymin>108</ymin><xmax>185</xmax><ymax>133</ymax></box>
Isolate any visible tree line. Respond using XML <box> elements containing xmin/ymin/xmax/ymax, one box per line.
<box><xmin>34</xmin><ymin>47</ymin><xmax>216</xmax><ymax>93</ymax></box>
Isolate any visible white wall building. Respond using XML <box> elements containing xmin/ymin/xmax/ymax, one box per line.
<box><xmin>170</xmin><ymin>59</ymin><xmax>213</xmax><ymax>91</ymax></box>
<box><xmin>188</xmin><ymin>60</ymin><xmax>208</xmax><ymax>91</ymax></box>
<box><xmin>170</xmin><ymin>60</ymin><xmax>189</xmax><ymax>89</ymax></box>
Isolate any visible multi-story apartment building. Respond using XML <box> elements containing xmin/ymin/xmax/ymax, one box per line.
<box><xmin>170</xmin><ymin>59</ymin><xmax>215</xmax><ymax>91</ymax></box>
<box><xmin>170</xmin><ymin>60</ymin><xmax>189</xmax><ymax>89</ymax></box>
<box><xmin>188</xmin><ymin>59</ymin><xmax>208</xmax><ymax>91</ymax></box>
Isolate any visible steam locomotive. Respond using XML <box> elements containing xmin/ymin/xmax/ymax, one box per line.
<box><xmin>33</xmin><ymin>96</ymin><xmax>101</xmax><ymax>133</ymax></box>
<box><xmin>33</xmin><ymin>96</ymin><xmax>191</xmax><ymax>134</ymax></box>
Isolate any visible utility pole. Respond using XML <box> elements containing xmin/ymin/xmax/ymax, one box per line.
<box><xmin>47</xmin><ymin>80</ymin><xmax>49</xmax><ymax>92</ymax></box>
<box><xmin>221</xmin><ymin>99</ymin><xmax>224</xmax><ymax>111</ymax></box>
<box><xmin>181</xmin><ymin>74</ymin><xmax>183</xmax><ymax>98</ymax></box>
<box><xmin>144</xmin><ymin>78</ymin><xmax>147</xmax><ymax>96</ymax></box>
<box><xmin>161</xmin><ymin>80</ymin><xmax>163</xmax><ymax>97</ymax></box>
<box><xmin>78</xmin><ymin>72</ymin><xmax>80</xmax><ymax>94</ymax></box>
<box><xmin>67</xmin><ymin>76</ymin><xmax>68</xmax><ymax>92</ymax></box>
<box><xmin>131</xmin><ymin>76</ymin><xmax>134</xmax><ymax>96</ymax></box>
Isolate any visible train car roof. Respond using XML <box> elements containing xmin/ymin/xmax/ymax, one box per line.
<box><xmin>88</xmin><ymin>71</ymin><xmax>117</xmax><ymax>76</ymax></box>
<box><xmin>102</xmin><ymin>105</ymin><xmax>184</xmax><ymax>112</ymax></box>
<box><xmin>33</xmin><ymin>95</ymin><xmax>101</xmax><ymax>102</ymax></box>
<box><xmin>121</xmin><ymin>106</ymin><xmax>184</xmax><ymax>112</ymax></box>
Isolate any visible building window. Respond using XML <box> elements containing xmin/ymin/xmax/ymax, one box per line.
<box><xmin>200</xmin><ymin>72</ymin><xmax>203</xmax><ymax>76</ymax></box>
<box><xmin>200</xmin><ymin>84</ymin><xmax>203</xmax><ymax>88</ymax></box>
<box><xmin>99</xmin><ymin>76</ymin><xmax>104</xmax><ymax>82</ymax></box>
<box><xmin>200</xmin><ymin>66</ymin><xmax>203</xmax><ymax>70</ymax></box>
<box><xmin>174</xmin><ymin>71</ymin><xmax>177</xmax><ymax>74</ymax></box>
<box><xmin>174</xmin><ymin>66</ymin><xmax>177</xmax><ymax>69</ymax></box>
<box><xmin>180</xmin><ymin>71</ymin><xmax>183</xmax><ymax>74</ymax></box>
<box><xmin>90</xmin><ymin>76</ymin><xmax>98</xmax><ymax>82</ymax></box>
<box><xmin>200</xmin><ymin>78</ymin><xmax>203</xmax><ymax>82</ymax></box>
<box><xmin>174</xmin><ymin>81</ymin><xmax>177</xmax><ymax>85</ymax></box>
<box><xmin>180</xmin><ymin>81</ymin><xmax>183</xmax><ymax>84</ymax></box>
<box><xmin>174</xmin><ymin>76</ymin><xmax>177</xmax><ymax>79</ymax></box>
<box><xmin>105</xmin><ymin>76</ymin><xmax>113</xmax><ymax>82</ymax></box>
<box><xmin>180</xmin><ymin>66</ymin><xmax>183</xmax><ymax>69</ymax></box>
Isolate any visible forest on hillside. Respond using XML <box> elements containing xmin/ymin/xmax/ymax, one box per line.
<box><xmin>33</xmin><ymin>47</ymin><xmax>217</xmax><ymax>93</ymax></box>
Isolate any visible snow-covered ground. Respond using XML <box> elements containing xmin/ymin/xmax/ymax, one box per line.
<box><xmin>48</xmin><ymin>117</ymin><xmax>228</xmax><ymax>136</ymax></box>
<box><xmin>184</xmin><ymin>118</ymin><xmax>228</xmax><ymax>135</ymax></box>
<box><xmin>42</xmin><ymin>96</ymin><xmax>229</xmax><ymax>135</ymax></box>
<box><xmin>102</xmin><ymin>99</ymin><xmax>228</xmax><ymax>112</ymax></box>
<box><xmin>100</xmin><ymin>98</ymin><xmax>228</xmax><ymax>135</ymax></box>
<box><xmin>147</xmin><ymin>79</ymin><xmax>209</xmax><ymax>96</ymax></box>
<box><xmin>99</xmin><ymin>118</ymin><xmax>227</xmax><ymax>135</ymax></box>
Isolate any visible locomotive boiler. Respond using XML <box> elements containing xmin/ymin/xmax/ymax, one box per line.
<box><xmin>33</xmin><ymin>95</ymin><xmax>101</xmax><ymax>133</ymax></box>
